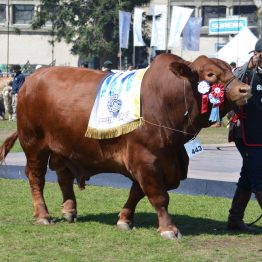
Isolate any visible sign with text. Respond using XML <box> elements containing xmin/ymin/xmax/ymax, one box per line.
<box><xmin>209</xmin><ymin>17</ymin><xmax>248</xmax><ymax>35</ymax></box>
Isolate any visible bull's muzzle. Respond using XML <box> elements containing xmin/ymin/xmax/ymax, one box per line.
<box><xmin>227</xmin><ymin>81</ymin><xmax>252</xmax><ymax>106</ymax></box>
<box><xmin>236</xmin><ymin>84</ymin><xmax>252</xmax><ymax>106</ymax></box>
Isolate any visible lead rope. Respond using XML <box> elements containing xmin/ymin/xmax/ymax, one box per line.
<box><xmin>247</xmin><ymin>213</ymin><xmax>262</xmax><ymax>226</ymax></box>
<box><xmin>249</xmin><ymin>55</ymin><xmax>260</xmax><ymax>86</ymax></box>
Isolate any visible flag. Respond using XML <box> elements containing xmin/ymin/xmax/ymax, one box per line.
<box><xmin>119</xmin><ymin>10</ymin><xmax>131</xmax><ymax>49</ymax></box>
<box><xmin>150</xmin><ymin>5</ymin><xmax>167</xmax><ymax>50</ymax></box>
<box><xmin>183</xmin><ymin>17</ymin><xmax>202</xmax><ymax>51</ymax></box>
<box><xmin>133</xmin><ymin>8</ymin><xmax>145</xmax><ymax>46</ymax></box>
<box><xmin>168</xmin><ymin>6</ymin><xmax>193</xmax><ymax>48</ymax></box>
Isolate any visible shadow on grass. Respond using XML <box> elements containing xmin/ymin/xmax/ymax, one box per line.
<box><xmin>75</xmin><ymin>212</ymin><xmax>262</xmax><ymax>236</ymax></box>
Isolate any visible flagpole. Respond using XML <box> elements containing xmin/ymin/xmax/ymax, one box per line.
<box><xmin>119</xmin><ymin>0</ymin><xmax>122</xmax><ymax>70</ymax></box>
<box><xmin>7</xmin><ymin>0</ymin><xmax>10</xmax><ymax>75</ymax></box>
<box><xmin>166</xmin><ymin>0</ymin><xmax>171</xmax><ymax>52</ymax></box>
<box><xmin>132</xmin><ymin>46</ymin><xmax>135</xmax><ymax>68</ymax></box>
<box><xmin>119</xmin><ymin>48</ymin><xmax>122</xmax><ymax>70</ymax></box>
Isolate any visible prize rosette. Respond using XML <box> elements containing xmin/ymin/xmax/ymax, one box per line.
<box><xmin>208</xmin><ymin>83</ymin><xmax>225</xmax><ymax>122</ymax></box>
<box><xmin>197</xmin><ymin>81</ymin><xmax>210</xmax><ymax>114</ymax></box>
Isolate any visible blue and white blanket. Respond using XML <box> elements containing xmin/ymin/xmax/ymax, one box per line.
<box><xmin>85</xmin><ymin>68</ymin><xmax>147</xmax><ymax>139</ymax></box>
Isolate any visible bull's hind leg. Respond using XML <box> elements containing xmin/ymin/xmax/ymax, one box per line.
<box><xmin>25</xmin><ymin>153</ymin><xmax>51</xmax><ymax>224</ymax></box>
<box><xmin>117</xmin><ymin>182</ymin><xmax>145</xmax><ymax>230</ymax></box>
<box><xmin>57</xmin><ymin>169</ymin><xmax>77</xmax><ymax>223</ymax></box>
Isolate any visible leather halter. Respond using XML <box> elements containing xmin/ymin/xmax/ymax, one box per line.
<box><xmin>224</xmin><ymin>76</ymin><xmax>237</xmax><ymax>93</ymax></box>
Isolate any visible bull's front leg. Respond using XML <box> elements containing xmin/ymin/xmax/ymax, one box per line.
<box><xmin>117</xmin><ymin>182</ymin><xmax>145</xmax><ymax>230</ymax></box>
<box><xmin>139</xmin><ymin>171</ymin><xmax>182</xmax><ymax>240</ymax></box>
<box><xmin>25</xmin><ymin>158</ymin><xmax>51</xmax><ymax>224</ymax></box>
<box><xmin>57</xmin><ymin>169</ymin><xmax>77</xmax><ymax>223</ymax></box>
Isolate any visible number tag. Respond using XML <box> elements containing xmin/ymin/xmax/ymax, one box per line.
<box><xmin>184</xmin><ymin>138</ymin><xmax>204</xmax><ymax>158</ymax></box>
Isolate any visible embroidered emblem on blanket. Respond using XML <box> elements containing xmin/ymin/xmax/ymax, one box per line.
<box><xmin>85</xmin><ymin>68</ymin><xmax>147</xmax><ymax>139</ymax></box>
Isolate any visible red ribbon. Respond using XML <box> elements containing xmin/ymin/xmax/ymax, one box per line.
<box><xmin>201</xmin><ymin>94</ymin><xmax>209</xmax><ymax>113</ymax></box>
<box><xmin>210</xmin><ymin>83</ymin><xmax>224</xmax><ymax>107</ymax></box>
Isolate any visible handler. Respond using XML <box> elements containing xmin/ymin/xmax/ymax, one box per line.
<box><xmin>227</xmin><ymin>39</ymin><xmax>262</xmax><ymax>231</ymax></box>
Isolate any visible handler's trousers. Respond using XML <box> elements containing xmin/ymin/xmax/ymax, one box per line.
<box><xmin>2</xmin><ymin>86</ymin><xmax>12</xmax><ymax>119</ymax></box>
<box><xmin>11</xmin><ymin>93</ymin><xmax>17</xmax><ymax>120</ymax></box>
<box><xmin>235</xmin><ymin>139</ymin><xmax>262</xmax><ymax>192</ymax></box>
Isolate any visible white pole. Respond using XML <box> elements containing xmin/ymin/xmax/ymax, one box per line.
<box><xmin>132</xmin><ymin>46</ymin><xmax>135</xmax><ymax>67</ymax></box>
<box><xmin>119</xmin><ymin>48</ymin><xmax>122</xmax><ymax>70</ymax></box>
<box><xmin>165</xmin><ymin>0</ymin><xmax>171</xmax><ymax>52</ymax></box>
<box><xmin>7</xmin><ymin>0</ymin><xmax>10</xmax><ymax>74</ymax></box>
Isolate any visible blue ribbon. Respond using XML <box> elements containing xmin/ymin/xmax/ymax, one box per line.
<box><xmin>208</xmin><ymin>94</ymin><xmax>221</xmax><ymax>122</ymax></box>
<box><xmin>209</xmin><ymin>107</ymin><xmax>220</xmax><ymax>122</ymax></box>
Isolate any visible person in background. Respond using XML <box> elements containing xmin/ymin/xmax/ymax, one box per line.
<box><xmin>211</xmin><ymin>118</ymin><xmax>223</xmax><ymax>127</ymax></box>
<box><xmin>127</xmin><ymin>64</ymin><xmax>134</xmax><ymax>71</ymax></box>
<box><xmin>102</xmin><ymin>60</ymin><xmax>113</xmax><ymax>73</ymax></box>
<box><xmin>10</xmin><ymin>64</ymin><xmax>25</xmax><ymax>121</ymax></box>
<box><xmin>2</xmin><ymin>81</ymin><xmax>13</xmax><ymax>120</ymax></box>
<box><xmin>35</xmin><ymin>64</ymin><xmax>42</xmax><ymax>70</ymax></box>
<box><xmin>227</xmin><ymin>39</ymin><xmax>262</xmax><ymax>231</ymax></box>
<box><xmin>0</xmin><ymin>92</ymin><xmax>4</xmax><ymax>120</ymax></box>
<box><xmin>230</xmin><ymin>62</ymin><xmax>237</xmax><ymax>71</ymax></box>
<box><xmin>80</xmin><ymin>61</ymin><xmax>89</xmax><ymax>68</ymax></box>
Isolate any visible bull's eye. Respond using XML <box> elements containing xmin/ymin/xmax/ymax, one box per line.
<box><xmin>207</xmin><ymin>73</ymin><xmax>214</xmax><ymax>77</ymax></box>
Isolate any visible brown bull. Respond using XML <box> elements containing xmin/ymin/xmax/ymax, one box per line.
<box><xmin>0</xmin><ymin>54</ymin><xmax>251</xmax><ymax>239</ymax></box>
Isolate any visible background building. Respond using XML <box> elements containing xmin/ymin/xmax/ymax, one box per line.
<box><xmin>149</xmin><ymin>0</ymin><xmax>260</xmax><ymax>62</ymax></box>
<box><xmin>0</xmin><ymin>0</ymin><xmax>260</xmax><ymax>72</ymax></box>
<box><xmin>0</xmin><ymin>0</ymin><xmax>78</xmax><ymax>73</ymax></box>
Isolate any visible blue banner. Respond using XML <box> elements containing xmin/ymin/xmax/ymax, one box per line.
<box><xmin>119</xmin><ymin>11</ymin><xmax>131</xmax><ymax>49</ymax></box>
<box><xmin>182</xmin><ymin>17</ymin><xmax>202</xmax><ymax>51</ymax></box>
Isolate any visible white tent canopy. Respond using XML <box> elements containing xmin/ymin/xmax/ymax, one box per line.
<box><xmin>216</xmin><ymin>27</ymin><xmax>258</xmax><ymax>66</ymax></box>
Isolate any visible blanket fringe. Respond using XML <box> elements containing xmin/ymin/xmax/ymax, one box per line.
<box><xmin>85</xmin><ymin>118</ymin><xmax>144</xmax><ymax>139</ymax></box>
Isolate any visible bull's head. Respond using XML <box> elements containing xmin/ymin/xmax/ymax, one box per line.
<box><xmin>169</xmin><ymin>55</ymin><xmax>251</xmax><ymax>107</ymax></box>
<box><xmin>193</xmin><ymin>56</ymin><xmax>251</xmax><ymax>106</ymax></box>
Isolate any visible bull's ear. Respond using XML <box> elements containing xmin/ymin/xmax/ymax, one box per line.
<box><xmin>169</xmin><ymin>62</ymin><xmax>198</xmax><ymax>82</ymax></box>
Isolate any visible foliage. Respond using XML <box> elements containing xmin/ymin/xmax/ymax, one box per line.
<box><xmin>0</xmin><ymin>178</ymin><xmax>261</xmax><ymax>261</ymax></box>
<box><xmin>32</xmin><ymin>0</ymin><xmax>150</xmax><ymax>64</ymax></box>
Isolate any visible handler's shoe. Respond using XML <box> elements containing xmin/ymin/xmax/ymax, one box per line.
<box><xmin>227</xmin><ymin>218</ymin><xmax>253</xmax><ymax>232</ymax></box>
<box><xmin>211</xmin><ymin>122</ymin><xmax>222</xmax><ymax>127</ymax></box>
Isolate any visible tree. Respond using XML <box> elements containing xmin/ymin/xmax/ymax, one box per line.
<box><xmin>254</xmin><ymin>0</ymin><xmax>262</xmax><ymax>37</ymax></box>
<box><xmin>32</xmin><ymin>0</ymin><xmax>150</xmax><ymax>67</ymax></box>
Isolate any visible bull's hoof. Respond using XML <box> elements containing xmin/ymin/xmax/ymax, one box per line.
<box><xmin>62</xmin><ymin>213</ymin><xmax>77</xmax><ymax>223</ymax></box>
<box><xmin>160</xmin><ymin>230</ymin><xmax>182</xmax><ymax>240</ymax></box>
<box><xmin>37</xmin><ymin>218</ymin><xmax>53</xmax><ymax>225</ymax></box>
<box><xmin>117</xmin><ymin>221</ymin><xmax>132</xmax><ymax>231</ymax></box>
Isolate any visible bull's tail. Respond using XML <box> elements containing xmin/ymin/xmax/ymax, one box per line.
<box><xmin>0</xmin><ymin>131</ymin><xmax>19</xmax><ymax>164</ymax></box>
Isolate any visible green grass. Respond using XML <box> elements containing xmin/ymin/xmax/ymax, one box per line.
<box><xmin>0</xmin><ymin>120</ymin><xmax>22</xmax><ymax>152</ymax></box>
<box><xmin>0</xmin><ymin>120</ymin><xmax>230</xmax><ymax>154</ymax></box>
<box><xmin>0</xmin><ymin>179</ymin><xmax>261</xmax><ymax>261</ymax></box>
<box><xmin>198</xmin><ymin>124</ymin><xmax>229</xmax><ymax>144</ymax></box>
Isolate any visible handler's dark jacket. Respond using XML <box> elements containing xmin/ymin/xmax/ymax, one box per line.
<box><xmin>233</xmin><ymin>63</ymin><xmax>262</xmax><ymax>146</ymax></box>
<box><xmin>12</xmin><ymin>71</ymin><xmax>25</xmax><ymax>94</ymax></box>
